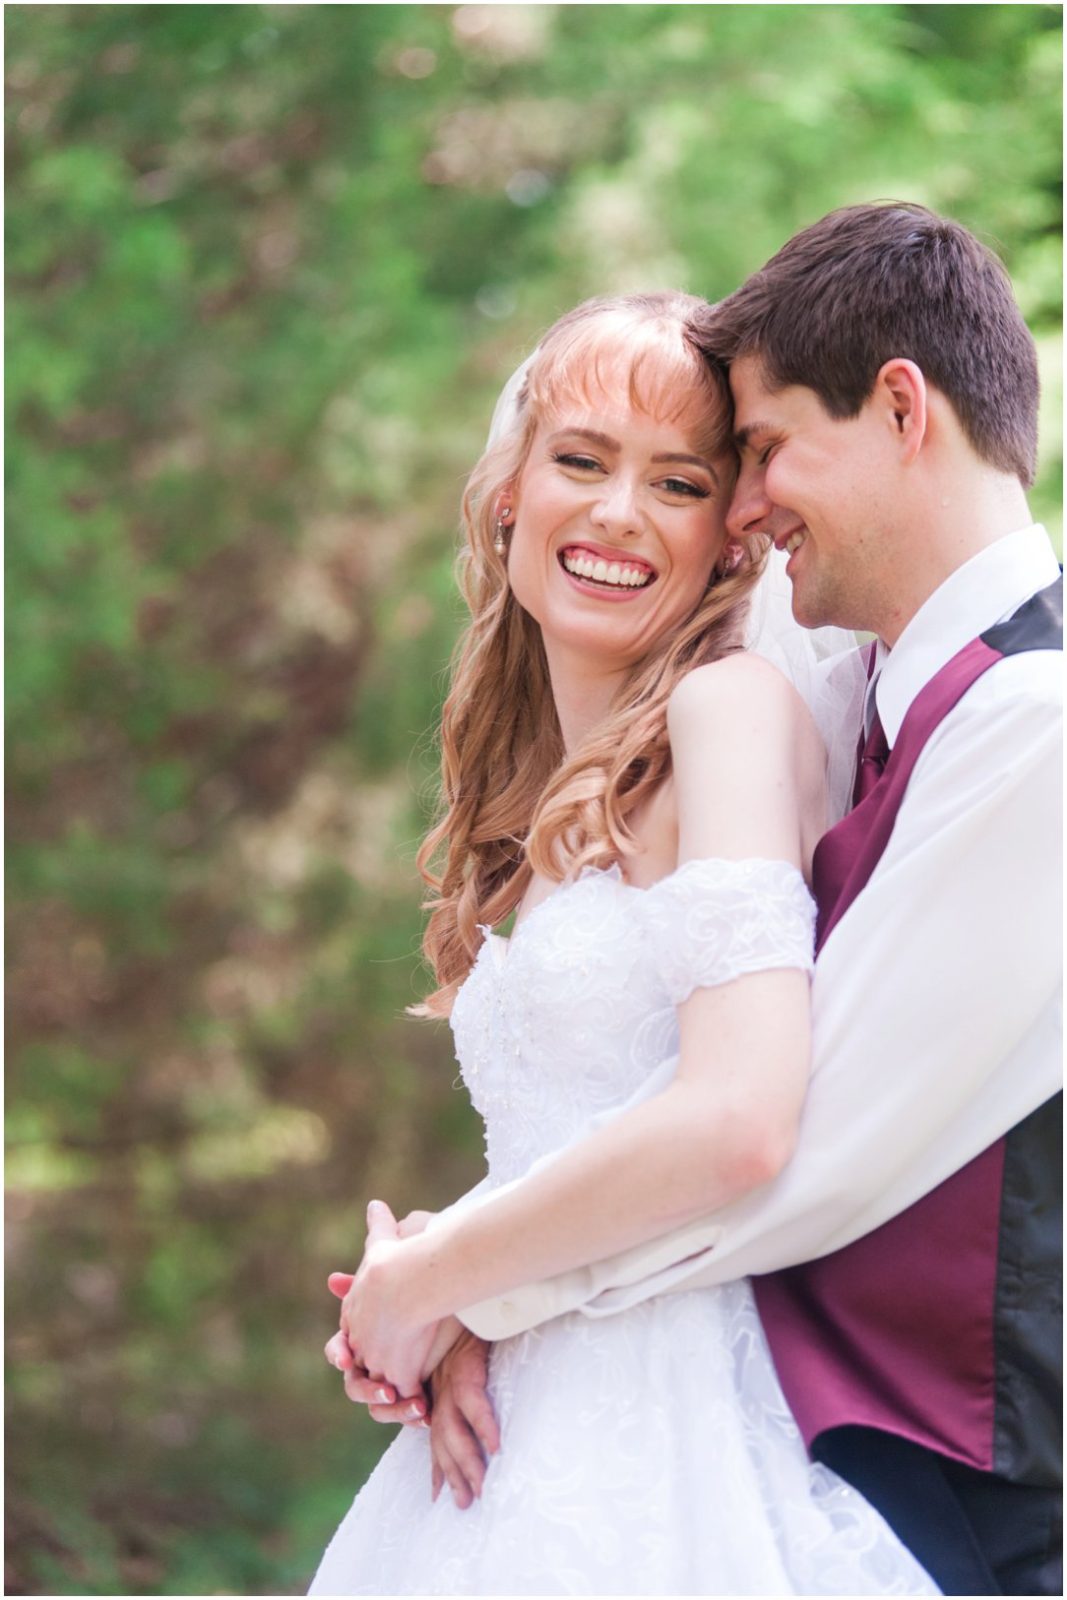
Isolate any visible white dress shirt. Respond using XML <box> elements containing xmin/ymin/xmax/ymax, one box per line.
<box><xmin>458</xmin><ymin>524</ymin><xmax>1063</xmax><ymax>1340</ymax></box>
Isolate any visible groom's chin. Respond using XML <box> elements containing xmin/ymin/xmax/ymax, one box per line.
<box><xmin>789</xmin><ymin>580</ymin><xmax>840</xmax><ymax>633</ymax></box>
<box><xmin>788</xmin><ymin>583</ymin><xmax>818</xmax><ymax>629</ymax></box>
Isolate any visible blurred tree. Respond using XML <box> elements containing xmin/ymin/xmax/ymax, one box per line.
<box><xmin>5</xmin><ymin>4</ymin><xmax>1060</xmax><ymax>1592</ymax></box>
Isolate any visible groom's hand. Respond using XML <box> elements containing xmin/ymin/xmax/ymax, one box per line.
<box><xmin>428</xmin><ymin>1328</ymin><xmax>499</xmax><ymax>1509</ymax></box>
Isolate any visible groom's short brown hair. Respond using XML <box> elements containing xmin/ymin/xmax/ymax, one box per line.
<box><xmin>693</xmin><ymin>203</ymin><xmax>1040</xmax><ymax>487</ymax></box>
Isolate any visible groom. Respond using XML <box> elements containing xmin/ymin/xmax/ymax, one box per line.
<box><xmin>335</xmin><ymin>204</ymin><xmax>1062</xmax><ymax>1594</ymax></box>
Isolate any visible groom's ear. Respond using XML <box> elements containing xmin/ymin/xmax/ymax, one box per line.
<box><xmin>873</xmin><ymin>359</ymin><xmax>927</xmax><ymax>465</ymax></box>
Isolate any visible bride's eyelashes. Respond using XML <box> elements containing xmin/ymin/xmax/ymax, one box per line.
<box><xmin>550</xmin><ymin>452</ymin><xmax>711</xmax><ymax>500</ymax></box>
<box><xmin>661</xmin><ymin>476</ymin><xmax>711</xmax><ymax>500</ymax></box>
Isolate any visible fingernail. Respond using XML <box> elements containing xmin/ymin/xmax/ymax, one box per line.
<box><xmin>405</xmin><ymin>1402</ymin><xmax>423</xmax><ymax>1420</ymax></box>
<box><xmin>375</xmin><ymin>1387</ymin><xmax>392</xmax><ymax>1404</ymax></box>
<box><xmin>419</xmin><ymin>1418</ymin><xmax>431</xmax><ymax>1430</ymax></box>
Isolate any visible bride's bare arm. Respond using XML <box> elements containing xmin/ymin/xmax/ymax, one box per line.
<box><xmin>342</xmin><ymin>657</ymin><xmax>819</xmax><ymax>1394</ymax></box>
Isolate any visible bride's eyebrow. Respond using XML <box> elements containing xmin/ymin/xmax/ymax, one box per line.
<box><xmin>652</xmin><ymin>450</ymin><xmax>718</xmax><ymax>483</ymax></box>
<box><xmin>547</xmin><ymin>428</ymin><xmax>620</xmax><ymax>451</ymax></box>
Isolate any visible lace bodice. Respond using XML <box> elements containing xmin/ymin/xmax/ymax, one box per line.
<box><xmin>450</xmin><ymin>859</ymin><xmax>816</xmax><ymax>1187</ymax></box>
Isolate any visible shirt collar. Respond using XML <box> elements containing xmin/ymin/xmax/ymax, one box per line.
<box><xmin>871</xmin><ymin>524</ymin><xmax>1060</xmax><ymax>746</ymax></box>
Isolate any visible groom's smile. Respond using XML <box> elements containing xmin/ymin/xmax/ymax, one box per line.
<box><xmin>773</xmin><ymin>525</ymin><xmax>808</xmax><ymax>571</ymax></box>
<box><xmin>726</xmin><ymin>354</ymin><xmax>892</xmax><ymax>632</ymax></box>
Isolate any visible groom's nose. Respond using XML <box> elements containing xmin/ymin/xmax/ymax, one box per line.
<box><xmin>726</xmin><ymin>461</ymin><xmax>772</xmax><ymax>542</ymax></box>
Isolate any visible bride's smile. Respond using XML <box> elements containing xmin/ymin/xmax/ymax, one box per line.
<box><xmin>557</xmin><ymin>539</ymin><xmax>657</xmax><ymax>593</ymax></box>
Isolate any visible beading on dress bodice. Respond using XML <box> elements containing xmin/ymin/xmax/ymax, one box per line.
<box><xmin>449</xmin><ymin>859</ymin><xmax>816</xmax><ymax>1187</ymax></box>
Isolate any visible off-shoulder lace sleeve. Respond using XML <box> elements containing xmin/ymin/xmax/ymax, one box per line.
<box><xmin>642</xmin><ymin>858</ymin><xmax>816</xmax><ymax>1006</ymax></box>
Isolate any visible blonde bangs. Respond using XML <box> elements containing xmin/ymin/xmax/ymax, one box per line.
<box><xmin>528</xmin><ymin>305</ymin><xmax>733</xmax><ymax>464</ymax></box>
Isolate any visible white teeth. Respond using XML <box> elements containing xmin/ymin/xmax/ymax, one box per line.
<box><xmin>784</xmin><ymin>531</ymin><xmax>806</xmax><ymax>555</ymax></box>
<box><xmin>561</xmin><ymin>552</ymin><xmax>652</xmax><ymax>588</ymax></box>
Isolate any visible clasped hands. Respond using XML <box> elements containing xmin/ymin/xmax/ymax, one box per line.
<box><xmin>330</xmin><ymin>1198</ymin><xmax>459</xmax><ymax>1397</ymax></box>
<box><xmin>324</xmin><ymin>1198</ymin><xmax>499</xmax><ymax>1507</ymax></box>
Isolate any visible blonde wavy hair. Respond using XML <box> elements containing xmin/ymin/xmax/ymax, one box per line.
<box><xmin>415</xmin><ymin>292</ymin><xmax>767</xmax><ymax>1016</ymax></box>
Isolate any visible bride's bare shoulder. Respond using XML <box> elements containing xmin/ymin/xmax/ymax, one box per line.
<box><xmin>667</xmin><ymin>652</ymin><xmax>812</xmax><ymax>739</ymax></box>
<box><xmin>666</xmin><ymin>655</ymin><xmax>828</xmax><ymax>868</ymax></box>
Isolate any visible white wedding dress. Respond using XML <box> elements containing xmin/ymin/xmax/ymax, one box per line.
<box><xmin>310</xmin><ymin>861</ymin><xmax>938</xmax><ymax>1596</ymax></box>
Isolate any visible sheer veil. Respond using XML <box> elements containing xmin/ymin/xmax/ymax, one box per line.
<box><xmin>486</xmin><ymin>350</ymin><xmax>866</xmax><ymax>826</ymax></box>
<box><xmin>743</xmin><ymin>551</ymin><xmax>867</xmax><ymax>824</ymax></box>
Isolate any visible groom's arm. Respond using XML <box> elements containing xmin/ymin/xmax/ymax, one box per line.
<box><xmin>458</xmin><ymin>656</ymin><xmax>1062</xmax><ymax>1340</ymax></box>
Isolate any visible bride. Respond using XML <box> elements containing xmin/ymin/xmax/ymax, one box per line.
<box><xmin>309</xmin><ymin>292</ymin><xmax>936</xmax><ymax>1595</ymax></box>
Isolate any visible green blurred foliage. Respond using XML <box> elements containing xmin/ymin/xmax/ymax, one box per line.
<box><xmin>6</xmin><ymin>4</ymin><xmax>1061</xmax><ymax>1593</ymax></box>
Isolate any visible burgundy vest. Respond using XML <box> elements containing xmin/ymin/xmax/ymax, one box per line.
<box><xmin>754</xmin><ymin>579</ymin><xmax>1062</xmax><ymax>1486</ymax></box>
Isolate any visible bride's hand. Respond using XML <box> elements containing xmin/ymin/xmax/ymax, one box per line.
<box><xmin>324</xmin><ymin>1207</ymin><xmax>440</xmax><ymax>1422</ymax></box>
<box><xmin>325</xmin><ymin>1277</ymin><xmax>429</xmax><ymax>1425</ymax></box>
<box><xmin>340</xmin><ymin>1200</ymin><xmax>456</xmax><ymax>1396</ymax></box>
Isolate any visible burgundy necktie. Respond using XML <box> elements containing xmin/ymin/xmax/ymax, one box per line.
<box><xmin>852</xmin><ymin>709</ymin><xmax>890</xmax><ymax>807</ymax></box>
